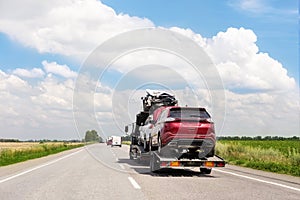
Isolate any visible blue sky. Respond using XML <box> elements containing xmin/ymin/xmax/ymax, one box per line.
<box><xmin>0</xmin><ymin>33</ymin><xmax>77</xmax><ymax>72</ymax></box>
<box><xmin>0</xmin><ymin>0</ymin><xmax>298</xmax><ymax>139</ymax></box>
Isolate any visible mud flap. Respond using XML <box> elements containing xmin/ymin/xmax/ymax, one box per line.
<box><xmin>150</xmin><ymin>152</ymin><xmax>160</xmax><ymax>172</ymax></box>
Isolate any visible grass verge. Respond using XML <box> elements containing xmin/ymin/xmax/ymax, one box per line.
<box><xmin>0</xmin><ymin>142</ymin><xmax>84</xmax><ymax>166</ymax></box>
<box><xmin>122</xmin><ymin>141</ymin><xmax>131</xmax><ymax>145</ymax></box>
<box><xmin>216</xmin><ymin>140</ymin><xmax>300</xmax><ymax>177</ymax></box>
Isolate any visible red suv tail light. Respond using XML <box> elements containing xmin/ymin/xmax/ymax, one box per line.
<box><xmin>163</xmin><ymin>121</ymin><xmax>180</xmax><ymax>134</ymax></box>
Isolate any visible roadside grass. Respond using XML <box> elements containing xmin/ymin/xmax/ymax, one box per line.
<box><xmin>0</xmin><ymin>142</ymin><xmax>84</xmax><ymax>166</ymax></box>
<box><xmin>216</xmin><ymin>140</ymin><xmax>300</xmax><ymax>177</ymax></box>
<box><xmin>122</xmin><ymin>141</ymin><xmax>131</xmax><ymax>145</ymax></box>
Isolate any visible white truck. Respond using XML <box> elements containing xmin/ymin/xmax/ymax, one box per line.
<box><xmin>111</xmin><ymin>136</ymin><xmax>122</xmax><ymax>147</ymax></box>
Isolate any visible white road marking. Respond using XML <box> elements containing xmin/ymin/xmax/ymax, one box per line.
<box><xmin>214</xmin><ymin>169</ymin><xmax>300</xmax><ymax>192</ymax></box>
<box><xmin>119</xmin><ymin>164</ymin><xmax>125</xmax><ymax>170</ymax></box>
<box><xmin>0</xmin><ymin>149</ymin><xmax>84</xmax><ymax>184</ymax></box>
<box><xmin>115</xmin><ymin>158</ymin><xmax>119</xmax><ymax>161</ymax></box>
<box><xmin>128</xmin><ymin>177</ymin><xmax>141</xmax><ymax>189</ymax></box>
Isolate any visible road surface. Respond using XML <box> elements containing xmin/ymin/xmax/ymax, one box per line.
<box><xmin>0</xmin><ymin>143</ymin><xmax>299</xmax><ymax>200</ymax></box>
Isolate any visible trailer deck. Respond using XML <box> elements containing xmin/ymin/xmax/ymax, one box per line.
<box><xmin>130</xmin><ymin>145</ymin><xmax>225</xmax><ymax>173</ymax></box>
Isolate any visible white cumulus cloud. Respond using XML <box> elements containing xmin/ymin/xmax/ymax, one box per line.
<box><xmin>171</xmin><ymin>27</ymin><xmax>296</xmax><ymax>91</ymax></box>
<box><xmin>42</xmin><ymin>60</ymin><xmax>77</xmax><ymax>78</ymax></box>
<box><xmin>0</xmin><ymin>0</ymin><xmax>154</xmax><ymax>58</ymax></box>
<box><xmin>12</xmin><ymin>68</ymin><xmax>45</xmax><ymax>78</ymax></box>
<box><xmin>0</xmin><ymin>66</ymin><xmax>115</xmax><ymax>139</ymax></box>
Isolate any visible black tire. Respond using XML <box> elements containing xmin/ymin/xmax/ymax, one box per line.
<box><xmin>149</xmin><ymin>137</ymin><xmax>153</xmax><ymax>152</ymax></box>
<box><xmin>129</xmin><ymin>146</ymin><xmax>133</xmax><ymax>159</ymax></box>
<box><xmin>135</xmin><ymin>150</ymin><xmax>142</xmax><ymax>164</ymax></box>
<box><xmin>149</xmin><ymin>136</ymin><xmax>158</xmax><ymax>151</ymax></box>
<box><xmin>200</xmin><ymin>168</ymin><xmax>212</xmax><ymax>174</ymax></box>
<box><xmin>130</xmin><ymin>148</ymin><xmax>138</xmax><ymax>160</ymax></box>
<box><xmin>143</xmin><ymin>136</ymin><xmax>149</xmax><ymax>151</ymax></box>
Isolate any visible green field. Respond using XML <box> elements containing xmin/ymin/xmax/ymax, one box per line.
<box><xmin>216</xmin><ymin>140</ymin><xmax>300</xmax><ymax>176</ymax></box>
<box><xmin>0</xmin><ymin>142</ymin><xmax>84</xmax><ymax>166</ymax></box>
<box><xmin>122</xmin><ymin>141</ymin><xmax>131</xmax><ymax>145</ymax></box>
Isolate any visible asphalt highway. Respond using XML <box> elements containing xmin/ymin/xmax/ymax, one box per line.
<box><xmin>0</xmin><ymin>143</ymin><xmax>299</xmax><ymax>200</ymax></box>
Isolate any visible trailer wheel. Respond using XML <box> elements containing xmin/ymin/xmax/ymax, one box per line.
<box><xmin>130</xmin><ymin>148</ymin><xmax>138</xmax><ymax>160</ymax></box>
<box><xmin>129</xmin><ymin>146</ymin><xmax>133</xmax><ymax>159</ymax></box>
<box><xmin>200</xmin><ymin>168</ymin><xmax>212</xmax><ymax>174</ymax></box>
<box><xmin>150</xmin><ymin>153</ymin><xmax>160</xmax><ymax>173</ymax></box>
<box><xmin>129</xmin><ymin>149</ymin><xmax>134</xmax><ymax>160</ymax></box>
<box><xmin>149</xmin><ymin>137</ymin><xmax>153</xmax><ymax>151</ymax></box>
<box><xmin>144</xmin><ymin>138</ymin><xmax>149</xmax><ymax>151</ymax></box>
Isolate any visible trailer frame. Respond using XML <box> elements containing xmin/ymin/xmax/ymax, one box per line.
<box><xmin>130</xmin><ymin>144</ymin><xmax>225</xmax><ymax>174</ymax></box>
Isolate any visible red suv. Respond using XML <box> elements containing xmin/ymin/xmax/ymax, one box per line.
<box><xmin>150</xmin><ymin>106</ymin><xmax>216</xmax><ymax>158</ymax></box>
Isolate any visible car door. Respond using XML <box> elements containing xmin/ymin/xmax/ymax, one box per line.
<box><xmin>151</xmin><ymin>109</ymin><xmax>169</xmax><ymax>145</ymax></box>
<box><xmin>142</xmin><ymin>115</ymin><xmax>154</xmax><ymax>143</ymax></box>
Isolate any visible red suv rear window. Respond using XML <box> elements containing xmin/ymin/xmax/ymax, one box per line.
<box><xmin>169</xmin><ymin>108</ymin><xmax>210</xmax><ymax>119</ymax></box>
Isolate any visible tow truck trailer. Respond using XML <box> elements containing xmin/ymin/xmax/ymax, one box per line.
<box><xmin>126</xmin><ymin>90</ymin><xmax>225</xmax><ymax>174</ymax></box>
<box><xmin>129</xmin><ymin>141</ymin><xmax>225</xmax><ymax>174</ymax></box>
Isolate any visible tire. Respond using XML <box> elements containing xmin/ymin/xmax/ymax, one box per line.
<box><xmin>149</xmin><ymin>137</ymin><xmax>153</xmax><ymax>152</ymax></box>
<box><xmin>130</xmin><ymin>148</ymin><xmax>137</xmax><ymax>160</ymax></box>
<box><xmin>200</xmin><ymin>168</ymin><xmax>212</xmax><ymax>174</ymax></box>
<box><xmin>143</xmin><ymin>136</ymin><xmax>149</xmax><ymax>151</ymax></box>
<box><xmin>129</xmin><ymin>146</ymin><xmax>133</xmax><ymax>159</ymax></box>
<box><xmin>129</xmin><ymin>153</ymin><xmax>133</xmax><ymax>160</ymax></box>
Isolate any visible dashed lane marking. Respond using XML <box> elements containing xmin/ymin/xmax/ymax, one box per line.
<box><xmin>128</xmin><ymin>176</ymin><xmax>141</xmax><ymax>189</ymax></box>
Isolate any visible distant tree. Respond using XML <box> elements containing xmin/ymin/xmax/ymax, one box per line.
<box><xmin>264</xmin><ymin>136</ymin><xmax>272</xmax><ymax>140</ymax></box>
<box><xmin>98</xmin><ymin>136</ymin><xmax>104</xmax><ymax>143</ymax></box>
<box><xmin>0</xmin><ymin>138</ymin><xmax>19</xmax><ymax>142</ymax></box>
<box><xmin>121</xmin><ymin>135</ymin><xmax>131</xmax><ymax>142</ymax></box>
<box><xmin>232</xmin><ymin>136</ymin><xmax>240</xmax><ymax>140</ymax></box>
<box><xmin>241</xmin><ymin>136</ymin><xmax>252</xmax><ymax>140</ymax></box>
<box><xmin>84</xmin><ymin>130</ymin><xmax>100</xmax><ymax>142</ymax></box>
<box><xmin>291</xmin><ymin>136</ymin><xmax>300</xmax><ymax>140</ymax></box>
<box><xmin>254</xmin><ymin>136</ymin><xmax>262</xmax><ymax>140</ymax></box>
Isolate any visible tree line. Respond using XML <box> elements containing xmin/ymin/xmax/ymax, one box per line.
<box><xmin>0</xmin><ymin>138</ymin><xmax>82</xmax><ymax>143</ymax></box>
<box><xmin>1</xmin><ymin>135</ymin><xmax>298</xmax><ymax>143</ymax></box>
<box><xmin>0</xmin><ymin>129</ymin><xmax>104</xmax><ymax>143</ymax></box>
